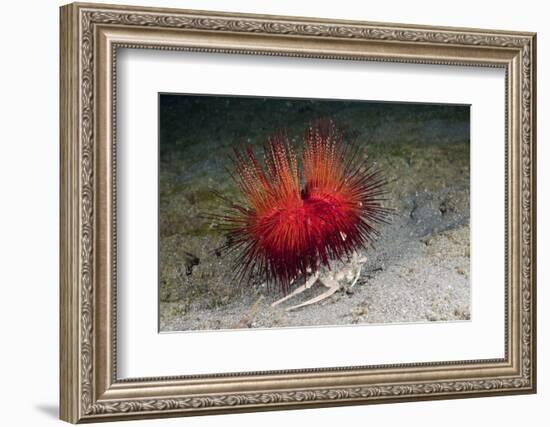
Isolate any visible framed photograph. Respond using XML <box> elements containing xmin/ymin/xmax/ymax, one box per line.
<box><xmin>60</xmin><ymin>2</ymin><xmax>537</xmax><ymax>423</ymax></box>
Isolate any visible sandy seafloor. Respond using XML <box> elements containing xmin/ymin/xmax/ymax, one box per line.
<box><xmin>158</xmin><ymin>95</ymin><xmax>471</xmax><ymax>332</ymax></box>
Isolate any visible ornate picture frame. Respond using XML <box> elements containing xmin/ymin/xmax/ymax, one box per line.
<box><xmin>60</xmin><ymin>2</ymin><xmax>536</xmax><ymax>423</ymax></box>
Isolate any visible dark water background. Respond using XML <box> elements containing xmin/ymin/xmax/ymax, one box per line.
<box><xmin>160</xmin><ymin>94</ymin><xmax>468</xmax><ymax>177</ymax></box>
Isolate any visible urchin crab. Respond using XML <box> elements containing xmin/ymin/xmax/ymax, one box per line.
<box><xmin>270</xmin><ymin>252</ymin><xmax>368</xmax><ymax>311</ymax></box>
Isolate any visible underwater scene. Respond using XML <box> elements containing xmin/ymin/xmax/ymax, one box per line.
<box><xmin>159</xmin><ymin>94</ymin><xmax>470</xmax><ymax>332</ymax></box>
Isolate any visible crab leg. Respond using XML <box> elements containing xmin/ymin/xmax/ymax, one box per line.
<box><xmin>349</xmin><ymin>263</ymin><xmax>363</xmax><ymax>288</ymax></box>
<box><xmin>270</xmin><ymin>271</ymin><xmax>319</xmax><ymax>307</ymax></box>
<box><xmin>286</xmin><ymin>277</ymin><xmax>340</xmax><ymax>312</ymax></box>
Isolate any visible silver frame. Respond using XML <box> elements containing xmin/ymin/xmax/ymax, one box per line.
<box><xmin>60</xmin><ymin>2</ymin><xmax>536</xmax><ymax>423</ymax></box>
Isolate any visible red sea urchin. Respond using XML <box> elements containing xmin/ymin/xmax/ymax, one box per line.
<box><xmin>216</xmin><ymin>119</ymin><xmax>390</xmax><ymax>294</ymax></box>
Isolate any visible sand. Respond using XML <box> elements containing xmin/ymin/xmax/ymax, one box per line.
<box><xmin>160</xmin><ymin>186</ymin><xmax>470</xmax><ymax>331</ymax></box>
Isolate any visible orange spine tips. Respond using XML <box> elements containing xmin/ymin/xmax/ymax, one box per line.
<box><xmin>303</xmin><ymin>118</ymin><xmax>346</xmax><ymax>192</ymax></box>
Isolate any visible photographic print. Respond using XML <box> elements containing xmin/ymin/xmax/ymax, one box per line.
<box><xmin>159</xmin><ymin>95</ymin><xmax>471</xmax><ymax>332</ymax></box>
<box><xmin>60</xmin><ymin>4</ymin><xmax>536</xmax><ymax>421</ymax></box>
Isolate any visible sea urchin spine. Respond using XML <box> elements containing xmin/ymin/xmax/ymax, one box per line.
<box><xmin>217</xmin><ymin>119</ymin><xmax>390</xmax><ymax>294</ymax></box>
